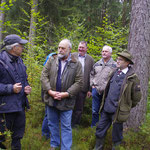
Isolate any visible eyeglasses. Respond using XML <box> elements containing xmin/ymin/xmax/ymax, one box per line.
<box><xmin>15</xmin><ymin>44</ymin><xmax>24</xmax><ymax>48</ymax></box>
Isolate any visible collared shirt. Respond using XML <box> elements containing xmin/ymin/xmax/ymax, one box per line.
<box><xmin>78</xmin><ymin>54</ymin><xmax>86</xmax><ymax>73</ymax></box>
<box><xmin>60</xmin><ymin>53</ymin><xmax>71</xmax><ymax>74</ymax></box>
<box><xmin>118</xmin><ymin>67</ymin><xmax>129</xmax><ymax>75</ymax></box>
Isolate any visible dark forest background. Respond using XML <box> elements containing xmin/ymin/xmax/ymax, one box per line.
<box><xmin>0</xmin><ymin>0</ymin><xmax>150</xmax><ymax>149</ymax></box>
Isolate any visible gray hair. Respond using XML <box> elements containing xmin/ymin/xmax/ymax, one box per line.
<box><xmin>5</xmin><ymin>43</ymin><xmax>19</xmax><ymax>51</ymax></box>
<box><xmin>102</xmin><ymin>45</ymin><xmax>112</xmax><ymax>53</ymax></box>
<box><xmin>60</xmin><ymin>39</ymin><xmax>72</xmax><ymax>49</ymax></box>
<box><xmin>79</xmin><ymin>41</ymin><xmax>87</xmax><ymax>47</ymax></box>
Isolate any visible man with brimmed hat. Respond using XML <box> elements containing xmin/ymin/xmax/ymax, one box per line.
<box><xmin>0</xmin><ymin>34</ymin><xmax>31</xmax><ymax>149</ymax></box>
<box><xmin>94</xmin><ymin>50</ymin><xmax>141</xmax><ymax>150</ymax></box>
<box><xmin>117</xmin><ymin>50</ymin><xmax>134</xmax><ymax>64</ymax></box>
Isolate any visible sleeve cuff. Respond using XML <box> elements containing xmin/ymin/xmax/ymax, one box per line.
<box><xmin>7</xmin><ymin>84</ymin><xmax>13</xmax><ymax>94</ymax></box>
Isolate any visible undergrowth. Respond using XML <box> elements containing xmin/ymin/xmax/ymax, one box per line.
<box><xmin>3</xmin><ymin>77</ymin><xmax>150</xmax><ymax>150</ymax></box>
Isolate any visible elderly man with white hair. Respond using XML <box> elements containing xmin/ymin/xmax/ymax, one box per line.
<box><xmin>0</xmin><ymin>34</ymin><xmax>31</xmax><ymax>150</ymax></box>
<box><xmin>90</xmin><ymin>45</ymin><xmax>116</xmax><ymax>127</ymax></box>
<box><xmin>41</xmin><ymin>39</ymin><xmax>83</xmax><ymax>150</ymax></box>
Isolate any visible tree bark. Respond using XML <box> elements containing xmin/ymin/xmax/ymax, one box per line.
<box><xmin>125</xmin><ymin>0</ymin><xmax>150</xmax><ymax>129</ymax></box>
<box><xmin>29</xmin><ymin>0</ymin><xmax>38</xmax><ymax>51</ymax></box>
<box><xmin>121</xmin><ymin>0</ymin><xmax>128</xmax><ymax>26</ymax></box>
<box><xmin>0</xmin><ymin>0</ymin><xmax>5</xmax><ymax>43</ymax></box>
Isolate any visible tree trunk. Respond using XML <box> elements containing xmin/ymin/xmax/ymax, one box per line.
<box><xmin>0</xmin><ymin>0</ymin><xmax>5</xmax><ymax>43</ymax></box>
<box><xmin>121</xmin><ymin>0</ymin><xmax>128</xmax><ymax>26</ymax></box>
<box><xmin>125</xmin><ymin>0</ymin><xmax>150</xmax><ymax>129</ymax></box>
<box><xmin>29</xmin><ymin>0</ymin><xmax>38</xmax><ymax>51</ymax></box>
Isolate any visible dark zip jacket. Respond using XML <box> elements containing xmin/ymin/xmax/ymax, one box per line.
<box><xmin>0</xmin><ymin>50</ymin><xmax>30</xmax><ymax>113</ymax></box>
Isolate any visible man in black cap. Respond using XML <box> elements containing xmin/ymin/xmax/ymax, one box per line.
<box><xmin>94</xmin><ymin>50</ymin><xmax>141</xmax><ymax>150</ymax></box>
<box><xmin>0</xmin><ymin>34</ymin><xmax>31</xmax><ymax>149</ymax></box>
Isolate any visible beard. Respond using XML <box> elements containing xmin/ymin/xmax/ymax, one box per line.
<box><xmin>58</xmin><ymin>53</ymin><xmax>66</xmax><ymax>59</ymax></box>
<box><xmin>58</xmin><ymin>51</ymin><xmax>70</xmax><ymax>60</ymax></box>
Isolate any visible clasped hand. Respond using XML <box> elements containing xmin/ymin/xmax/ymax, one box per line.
<box><xmin>48</xmin><ymin>90</ymin><xmax>69</xmax><ymax>100</ymax></box>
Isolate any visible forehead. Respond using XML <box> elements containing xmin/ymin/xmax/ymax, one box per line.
<box><xmin>59</xmin><ymin>41</ymin><xmax>69</xmax><ymax>48</ymax></box>
<box><xmin>102</xmin><ymin>48</ymin><xmax>110</xmax><ymax>52</ymax></box>
<box><xmin>78</xmin><ymin>43</ymin><xmax>86</xmax><ymax>47</ymax></box>
<box><xmin>117</xmin><ymin>56</ymin><xmax>126</xmax><ymax>61</ymax></box>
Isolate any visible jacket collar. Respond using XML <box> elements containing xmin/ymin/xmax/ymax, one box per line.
<box><xmin>0</xmin><ymin>50</ymin><xmax>18</xmax><ymax>82</ymax></box>
<box><xmin>99</xmin><ymin>57</ymin><xmax>115</xmax><ymax>65</ymax></box>
<box><xmin>126</xmin><ymin>67</ymin><xmax>136</xmax><ymax>78</ymax></box>
<box><xmin>6</xmin><ymin>52</ymin><xmax>19</xmax><ymax>63</ymax></box>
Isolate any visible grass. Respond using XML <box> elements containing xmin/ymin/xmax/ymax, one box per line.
<box><xmin>3</xmin><ymin>94</ymin><xmax>150</xmax><ymax>150</ymax></box>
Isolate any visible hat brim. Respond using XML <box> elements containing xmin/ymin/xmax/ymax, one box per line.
<box><xmin>19</xmin><ymin>39</ymin><xmax>28</xmax><ymax>44</ymax></box>
<box><xmin>117</xmin><ymin>54</ymin><xmax>134</xmax><ymax>64</ymax></box>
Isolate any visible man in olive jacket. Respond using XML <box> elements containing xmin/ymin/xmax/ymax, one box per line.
<box><xmin>94</xmin><ymin>51</ymin><xmax>141</xmax><ymax>150</ymax></box>
<box><xmin>41</xmin><ymin>39</ymin><xmax>83</xmax><ymax>150</ymax></box>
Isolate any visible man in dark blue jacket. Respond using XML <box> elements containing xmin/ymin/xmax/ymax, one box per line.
<box><xmin>0</xmin><ymin>34</ymin><xmax>31</xmax><ymax>150</ymax></box>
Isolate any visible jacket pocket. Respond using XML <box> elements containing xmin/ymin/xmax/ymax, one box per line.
<box><xmin>117</xmin><ymin>106</ymin><xmax>130</xmax><ymax>122</ymax></box>
<box><xmin>0</xmin><ymin>96</ymin><xmax>6</xmax><ymax>107</ymax></box>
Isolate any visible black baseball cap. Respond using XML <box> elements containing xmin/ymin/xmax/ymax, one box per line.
<box><xmin>1</xmin><ymin>34</ymin><xmax>28</xmax><ymax>49</ymax></box>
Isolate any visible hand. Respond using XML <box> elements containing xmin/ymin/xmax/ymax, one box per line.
<box><xmin>48</xmin><ymin>90</ymin><xmax>60</xmax><ymax>98</ymax></box>
<box><xmin>24</xmin><ymin>85</ymin><xmax>32</xmax><ymax>95</ymax></box>
<box><xmin>48</xmin><ymin>90</ymin><xmax>69</xmax><ymax>100</ymax></box>
<box><xmin>54</xmin><ymin>92</ymin><xmax>69</xmax><ymax>100</ymax></box>
<box><xmin>87</xmin><ymin>91</ymin><xmax>92</xmax><ymax>98</ymax></box>
<box><xmin>13</xmin><ymin>83</ymin><xmax>22</xmax><ymax>93</ymax></box>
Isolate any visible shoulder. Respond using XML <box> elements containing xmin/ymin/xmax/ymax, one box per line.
<box><xmin>94</xmin><ymin>59</ymin><xmax>102</xmax><ymax>66</ymax></box>
<box><xmin>72</xmin><ymin>52</ymin><xmax>78</xmax><ymax>56</ymax></box>
<box><xmin>126</xmin><ymin>67</ymin><xmax>139</xmax><ymax>81</ymax></box>
<box><xmin>71</xmin><ymin>52</ymin><xmax>78</xmax><ymax>59</ymax></box>
<box><xmin>0</xmin><ymin>51</ymin><xmax>8</xmax><ymax>66</ymax></box>
<box><xmin>86</xmin><ymin>54</ymin><xmax>94</xmax><ymax>61</ymax></box>
<box><xmin>0</xmin><ymin>50</ymin><xmax>6</xmax><ymax>59</ymax></box>
<box><xmin>70</xmin><ymin>53</ymin><xmax>79</xmax><ymax>62</ymax></box>
<box><xmin>109</xmin><ymin>58</ymin><xmax>116</xmax><ymax>64</ymax></box>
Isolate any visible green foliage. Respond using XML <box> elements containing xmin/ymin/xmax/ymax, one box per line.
<box><xmin>1</xmin><ymin>1</ymin><xmax>149</xmax><ymax>149</ymax></box>
<box><xmin>0</xmin><ymin>0</ymin><xmax>16</xmax><ymax>11</ymax></box>
<box><xmin>23</xmin><ymin>53</ymin><xmax>43</xmax><ymax>101</ymax></box>
<box><xmin>87</xmin><ymin>14</ymin><xmax>129</xmax><ymax>62</ymax></box>
<box><xmin>51</xmin><ymin>15</ymin><xmax>89</xmax><ymax>52</ymax></box>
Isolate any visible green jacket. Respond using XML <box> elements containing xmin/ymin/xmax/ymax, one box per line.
<box><xmin>100</xmin><ymin>67</ymin><xmax>141</xmax><ymax>123</ymax></box>
<box><xmin>41</xmin><ymin>54</ymin><xmax>83</xmax><ymax>111</ymax></box>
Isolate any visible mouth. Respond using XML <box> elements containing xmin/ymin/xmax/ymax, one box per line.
<box><xmin>79</xmin><ymin>50</ymin><xmax>83</xmax><ymax>52</ymax></box>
